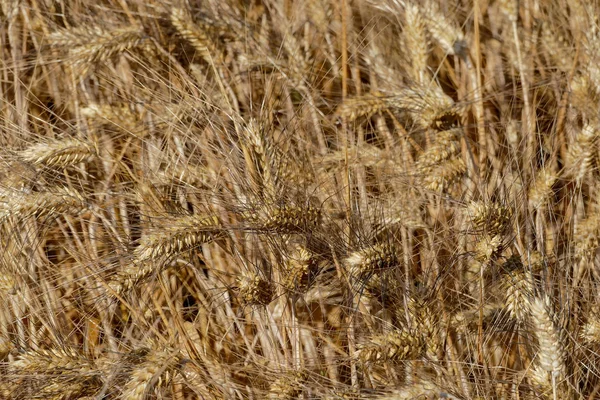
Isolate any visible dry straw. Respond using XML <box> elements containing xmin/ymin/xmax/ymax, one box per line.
<box><xmin>3</xmin><ymin>0</ymin><xmax>600</xmax><ymax>398</ymax></box>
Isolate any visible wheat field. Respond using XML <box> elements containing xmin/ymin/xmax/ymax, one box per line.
<box><xmin>1</xmin><ymin>0</ymin><xmax>599</xmax><ymax>398</ymax></box>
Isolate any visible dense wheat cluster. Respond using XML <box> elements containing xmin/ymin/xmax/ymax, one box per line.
<box><xmin>1</xmin><ymin>0</ymin><xmax>600</xmax><ymax>398</ymax></box>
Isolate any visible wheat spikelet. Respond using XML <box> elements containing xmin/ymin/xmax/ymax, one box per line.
<box><xmin>281</xmin><ymin>31</ymin><xmax>310</xmax><ymax>88</ymax></box>
<box><xmin>574</xmin><ymin>211</ymin><xmax>600</xmax><ymax>257</ymax></box>
<box><xmin>171</xmin><ymin>7</ymin><xmax>223</xmax><ymax>65</ymax></box>
<box><xmin>540</xmin><ymin>22</ymin><xmax>571</xmax><ymax>72</ymax></box>
<box><xmin>247</xmin><ymin>203</ymin><xmax>322</xmax><ymax>234</ymax></box>
<box><xmin>305</xmin><ymin>0</ymin><xmax>332</xmax><ymax>35</ymax></box>
<box><xmin>417</xmin><ymin>0</ymin><xmax>466</xmax><ymax>57</ymax></box>
<box><xmin>567</xmin><ymin>122</ymin><xmax>599</xmax><ymax>180</ymax></box>
<box><xmin>527</xmin><ymin>364</ymin><xmax>553</xmax><ymax>395</ymax></box>
<box><xmin>377</xmin><ymin>191</ymin><xmax>425</xmax><ymax>229</ymax></box>
<box><xmin>416</xmin><ymin>128</ymin><xmax>462</xmax><ymax>167</ymax></box>
<box><xmin>37</xmin><ymin>380</ymin><xmax>100</xmax><ymax>400</ymax></box>
<box><xmin>581</xmin><ymin>316</ymin><xmax>600</xmax><ymax>343</ymax></box>
<box><xmin>528</xmin><ymin>169</ymin><xmax>557</xmax><ymax>209</ymax></box>
<box><xmin>363</xmin><ymin>269</ymin><xmax>404</xmax><ymax>303</ymax></box>
<box><xmin>238</xmin><ymin>274</ymin><xmax>274</xmax><ymax>306</ymax></box>
<box><xmin>281</xmin><ymin>246</ymin><xmax>320</xmax><ymax>294</ymax></box>
<box><xmin>345</xmin><ymin>243</ymin><xmax>399</xmax><ymax>280</ymax></box>
<box><xmin>335</xmin><ymin>94</ymin><xmax>388</xmax><ymax>121</ymax></box>
<box><xmin>0</xmin><ymin>336</ymin><xmax>12</xmax><ymax>360</ymax></box>
<box><xmin>403</xmin><ymin>4</ymin><xmax>429</xmax><ymax>84</ymax></box>
<box><xmin>473</xmin><ymin>234</ymin><xmax>503</xmax><ymax>263</ymax></box>
<box><xmin>356</xmin><ymin>328</ymin><xmax>424</xmax><ymax>362</ymax></box>
<box><xmin>12</xmin><ymin>347</ymin><xmax>95</xmax><ymax>373</ymax></box>
<box><xmin>502</xmin><ymin>263</ymin><xmax>534</xmax><ymax>323</ymax></box>
<box><xmin>268</xmin><ymin>370</ymin><xmax>308</xmax><ymax>399</ymax></box>
<box><xmin>134</xmin><ymin>215</ymin><xmax>223</xmax><ymax>261</ymax></box>
<box><xmin>121</xmin><ymin>344</ymin><xmax>182</xmax><ymax>400</ymax></box>
<box><xmin>467</xmin><ymin>201</ymin><xmax>513</xmax><ymax>236</ymax></box>
<box><xmin>0</xmin><ymin>270</ymin><xmax>17</xmax><ymax>295</ymax></box>
<box><xmin>407</xmin><ymin>296</ymin><xmax>441</xmax><ymax>360</ymax></box>
<box><xmin>48</xmin><ymin>24</ymin><xmax>146</xmax><ymax>71</ymax></box>
<box><xmin>378</xmin><ymin>379</ymin><xmax>459</xmax><ymax>399</ymax></box>
<box><xmin>81</xmin><ymin>103</ymin><xmax>146</xmax><ymax>137</ymax></box>
<box><xmin>450</xmin><ymin>303</ymin><xmax>506</xmax><ymax>332</ymax></box>
<box><xmin>19</xmin><ymin>138</ymin><xmax>95</xmax><ymax>168</ymax></box>
<box><xmin>529</xmin><ymin>296</ymin><xmax>565</xmax><ymax>380</ymax></box>
<box><xmin>421</xmin><ymin>157</ymin><xmax>466</xmax><ymax>193</ymax></box>
<box><xmin>387</xmin><ymin>86</ymin><xmax>456</xmax><ymax>130</ymax></box>
<box><xmin>584</xmin><ymin>27</ymin><xmax>600</xmax><ymax>95</ymax></box>
<box><xmin>0</xmin><ymin>188</ymin><xmax>86</xmax><ymax>222</ymax></box>
<box><xmin>241</xmin><ymin>118</ymin><xmax>280</xmax><ymax>198</ymax></box>
<box><xmin>498</xmin><ymin>0</ymin><xmax>519</xmax><ymax>22</ymax></box>
<box><xmin>0</xmin><ymin>160</ymin><xmax>37</xmax><ymax>194</ymax></box>
<box><xmin>107</xmin><ymin>260</ymin><xmax>158</xmax><ymax>295</ymax></box>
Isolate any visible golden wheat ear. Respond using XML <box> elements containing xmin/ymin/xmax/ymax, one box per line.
<box><xmin>355</xmin><ymin>328</ymin><xmax>424</xmax><ymax>362</ymax></box>
<box><xmin>237</xmin><ymin>274</ymin><xmax>275</xmax><ymax>306</ymax></box>
<box><xmin>121</xmin><ymin>344</ymin><xmax>182</xmax><ymax>400</ymax></box>
<box><xmin>19</xmin><ymin>137</ymin><xmax>95</xmax><ymax>169</ymax></box>
<box><xmin>170</xmin><ymin>7</ymin><xmax>223</xmax><ymax>65</ymax></box>
<box><xmin>0</xmin><ymin>187</ymin><xmax>87</xmax><ymax>222</ymax></box>
<box><xmin>528</xmin><ymin>296</ymin><xmax>566</xmax><ymax>384</ymax></box>
<box><xmin>268</xmin><ymin>370</ymin><xmax>308</xmax><ymax>400</ymax></box>
<box><xmin>47</xmin><ymin>24</ymin><xmax>147</xmax><ymax>74</ymax></box>
<box><xmin>134</xmin><ymin>215</ymin><xmax>224</xmax><ymax>261</ymax></box>
<box><xmin>345</xmin><ymin>243</ymin><xmax>399</xmax><ymax>281</ymax></box>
